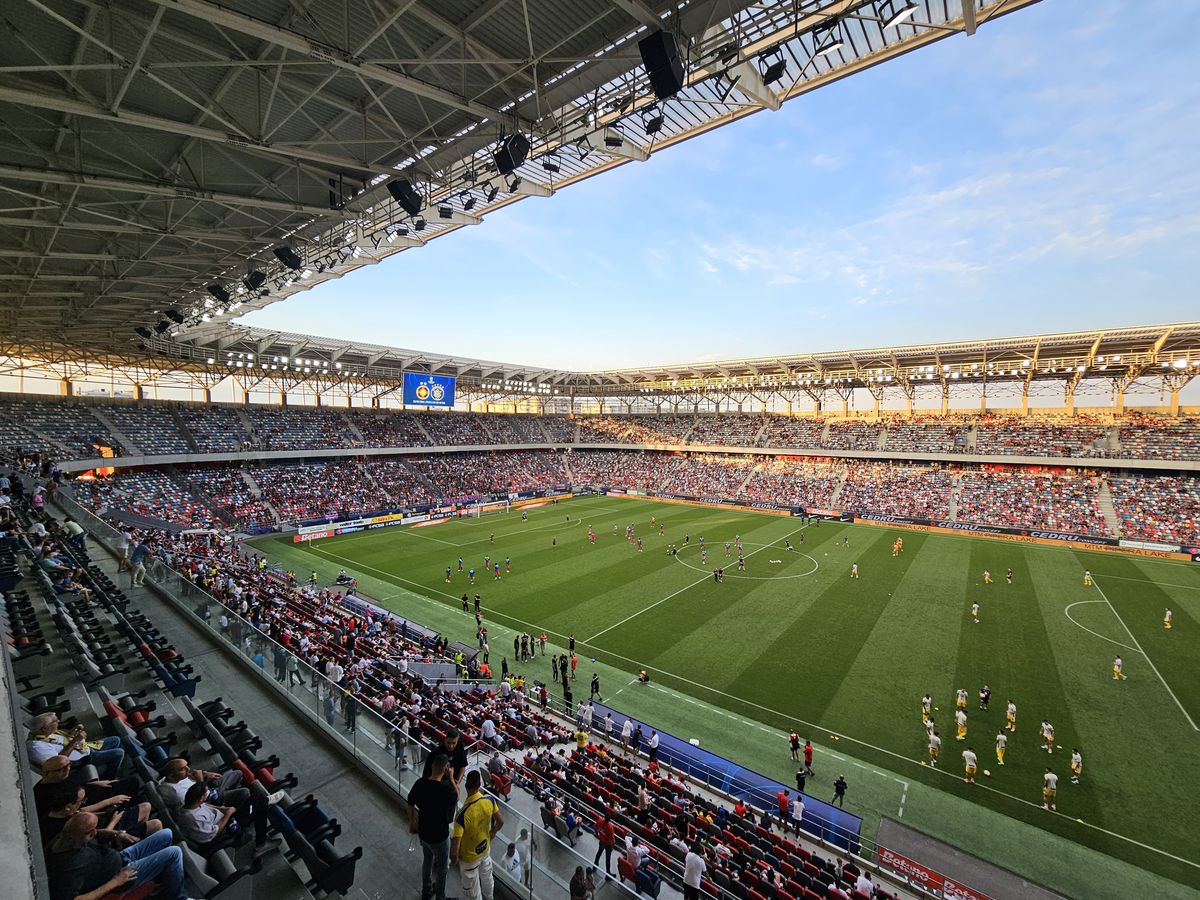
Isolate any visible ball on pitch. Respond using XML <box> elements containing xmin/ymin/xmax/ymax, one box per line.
<box><xmin>983</xmin><ymin>769</ymin><xmax>991</xmax><ymax>777</ymax></box>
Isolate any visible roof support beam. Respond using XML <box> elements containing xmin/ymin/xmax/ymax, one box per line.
<box><xmin>695</xmin><ymin>24</ymin><xmax>781</xmax><ymax>111</ymax></box>
<box><xmin>0</xmin><ymin>85</ymin><xmax>371</xmax><ymax>174</ymax></box>
<box><xmin>0</xmin><ymin>163</ymin><xmax>341</xmax><ymax>218</ymax></box>
<box><xmin>962</xmin><ymin>0</ymin><xmax>978</xmax><ymax>35</ymax></box>
<box><xmin>0</xmin><ymin>215</ymin><xmax>259</xmax><ymax>243</ymax></box>
<box><xmin>141</xmin><ymin>0</ymin><xmax>520</xmax><ymax>127</ymax></box>
<box><xmin>580</xmin><ymin>131</ymin><xmax>649</xmax><ymax>162</ymax></box>
<box><xmin>608</xmin><ymin>0</ymin><xmax>663</xmax><ymax>30</ymax></box>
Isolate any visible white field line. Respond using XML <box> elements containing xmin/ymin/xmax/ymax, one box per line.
<box><xmin>1063</xmin><ymin>601</ymin><xmax>1138</xmax><ymax>653</ymax></box>
<box><xmin>1093</xmin><ymin>577</ymin><xmax>1199</xmax><ymax>732</ymax></box>
<box><xmin>583</xmin><ymin>522</ymin><xmax>811</xmax><ymax>643</ymax></box>
<box><xmin>282</xmin><ymin>542</ymin><xmax>1200</xmax><ymax>873</ymax></box>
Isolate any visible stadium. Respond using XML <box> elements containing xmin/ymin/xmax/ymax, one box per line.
<box><xmin>1</xmin><ymin>3</ymin><xmax>1196</xmax><ymax>900</ymax></box>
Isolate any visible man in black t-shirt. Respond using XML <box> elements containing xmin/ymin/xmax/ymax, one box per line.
<box><xmin>408</xmin><ymin>754</ymin><xmax>458</xmax><ymax>900</ymax></box>
<box><xmin>47</xmin><ymin>812</ymin><xmax>189</xmax><ymax>900</ymax></box>
<box><xmin>422</xmin><ymin>728</ymin><xmax>468</xmax><ymax>792</ymax></box>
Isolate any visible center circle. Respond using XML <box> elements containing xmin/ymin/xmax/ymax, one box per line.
<box><xmin>672</xmin><ymin>541</ymin><xmax>820</xmax><ymax>580</ymax></box>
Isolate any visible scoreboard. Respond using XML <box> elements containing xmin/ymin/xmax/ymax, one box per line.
<box><xmin>403</xmin><ymin>372</ymin><xmax>456</xmax><ymax>408</ymax></box>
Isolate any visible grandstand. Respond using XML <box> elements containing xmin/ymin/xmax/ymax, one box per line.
<box><xmin>3</xmin><ymin>1</ymin><xmax>1199</xmax><ymax>899</ymax></box>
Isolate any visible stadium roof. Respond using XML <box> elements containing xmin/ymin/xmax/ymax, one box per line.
<box><xmin>30</xmin><ymin>320</ymin><xmax>1194</xmax><ymax>399</ymax></box>
<box><xmin>0</xmin><ymin>0</ymin><xmax>1041</xmax><ymax>355</ymax></box>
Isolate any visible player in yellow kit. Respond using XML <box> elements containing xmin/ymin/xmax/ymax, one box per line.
<box><xmin>1164</xmin><ymin>608</ymin><xmax>1173</xmax><ymax>630</ymax></box>
<box><xmin>962</xmin><ymin>747</ymin><xmax>978</xmax><ymax>784</ymax></box>
<box><xmin>1006</xmin><ymin>699</ymin><xmax>1017</xmax><ymax>733</ymax></box>
<box><xmin>955</xmin><ymin>688</ymin><xmax>969</xmax><ymax>712</ymax></box>
<box><xmin>1042</xmin><ymin>769</ymin><xmax>1058</xmax><ymax>810</ymax></box>
<box><xmin>1070</xmin><ymin>749</ymin><xmax>1082</xmax><ymax>784</ymax></box>
<box><xmin>955</xmin><ymin>708</ymin><xmax>968</xmax><ymax>741</ymax></box>
<box><xmin>921</xmin><ymin>694</ymin><xmax>932</xmax><ymax>723</ymax></box>
<box><xmin>927</xmin><ymin>731</ymin><xmax>941</xmax><ymax>767</ymax></box>
<box><xmin>983</xmin><ymin>569</ymin><xmax>993</xmax><ymax>584</ymax></box>
<box><xmin>1041</xmin><ymin>720</ymin><xmax>1055</xmax><ymax>754</ymax></box>
<box><xmin>1083</xmin><ymin>569</ymin><xmax>1092</xmax><ymax>586</ymax></box>
<box><xmin>995</xmin><ymin>730</ymin><xmax>1007</xmax><ymax>766</ymax></box>
<box><xmin>1112</xmin><ymin>656</ymin><xmax>1127</xmax><ymax>680</ymax></box>
<box><xmin>970</xmin><ymin>602</ymin><xmax>980</xmax><ymax>624</ymax></box>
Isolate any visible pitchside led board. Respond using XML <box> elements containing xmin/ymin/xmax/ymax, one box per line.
<box><xmin>403</xmin><ymin>372</ymin><xmax>456</xmax><ymax>408</ymax></box>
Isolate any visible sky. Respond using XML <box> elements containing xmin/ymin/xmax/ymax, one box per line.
<box><xmin>240</xmin><ymin>0</ymin><xmax>1200</xmax><ymax>372</ymax></box>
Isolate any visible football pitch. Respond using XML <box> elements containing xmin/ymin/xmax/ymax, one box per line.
<box><xmin>254</xmin><ymin>495</ymin><xmax>1200</xmax><ymax>898</ymax></box>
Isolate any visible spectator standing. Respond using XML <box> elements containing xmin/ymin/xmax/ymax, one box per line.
<box><xmin>407</xmin><ymin>754</ymin><xmax>457</xmax><ymax>900</ymax></box>
<box><xmin>683</xmin><ymin>844</ymin><xmax>707</xmax><ymax>900</ymax></box>
<box><xmin>451</xmin><ymin>770</ymin><xmax>504</xmax><ymax>900</ymax></box>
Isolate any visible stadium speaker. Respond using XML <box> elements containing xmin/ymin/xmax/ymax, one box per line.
<box><xmin>243</xmin><ymin>270</ymin><xmax>267</xmax><ymax>291</ymax></box>
<box><xmin>165</xmin><ymin>308</ymin><xmax>186</xmax><ymax>324</ymax></box>
<box><xmin>135</xmin><ymin>326</ymin><xmax>152</xmax><ymax>339</ymax></box>
<box><xmin>272</xmin><ymin>245</ymin><xmax>303</xmax><ymax>270</ymax></box>
<box><xmin>387</xmin><ymin>178</ymin><xmax>423</xmax><ymax>216</ymax></box>
<box><xmin>639</xmin><ymin>29</ymin><xmax>685</xmax><ymax>100</ymax></box>
<box><xmin>493</xmin><ymin>133</ymin><xmax>530</xmax><ymax>176</ymax></box>
<box><xmin>207</xmin><ymin>283</ymin><xmax>231</xmax><ymax>304</ymax></box>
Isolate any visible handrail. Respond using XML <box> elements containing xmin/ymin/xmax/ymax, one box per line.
<box><xmin>53</xmin><ymin>493</ymin><xmax>636</xmax><ymax>900</ymax></box>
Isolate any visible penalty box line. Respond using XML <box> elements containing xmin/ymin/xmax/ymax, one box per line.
<box><xmin>1092</xmin><ymin>576</ymin><xmax>1199</xmax><ymax>732</ymax></box>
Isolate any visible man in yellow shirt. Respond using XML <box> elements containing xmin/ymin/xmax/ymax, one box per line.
<box><xmin>452</xmin><ymin>770</ymin><xmax>504</xmax><ymax>900</ymax></box>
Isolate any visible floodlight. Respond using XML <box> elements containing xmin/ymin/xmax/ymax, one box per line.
<box><xmin>207</xmin><ymin>283</ymin><xmax>231</xmax><ymax>303</ymax></box>
<box><xmin>507</xmin><ymin>176</ymin><xmax>522</xmax><ymax>192</ymax></box>
<box><xmin>154</xmin><ymin>321</ymin><xmax>171</xmax><ymax>334</ymax></box>
<box><xmin>641</xmin><ymin>105</ymin><xmax>664</xmax><ymax>135</ymax></box>
<box><xmin>438</xmin><ymin>206</ymin><xmax>453</xmax><ymax>219</ymax></box>
<box><xmin>880</xmin><ymin>0</ymin><xmax>917</xmax><ymax>29</ymax></box>
<box><xmin>243</xmin><ymin>270</ymin><xmax>267</xmax><ymax>291</ymax></box>
<box><xmin>414</xmin><ymin>217</ymin><xmax>427</xmax><ymax>231</ymax></box>
<box><xmin>460</xmin><ymin>191</ymin><xmax>476</xmax><ymax>211</ymax></box>
<box><xmin>486</xmin><ymin>185</ymin><xmax>500</xmax><ymax>203</ymax></box>
<box><xmin>604</xmin><ymin>132</ymin><xmax>623</xmax><ymax>149</ymax></box>
<box><xmin>165</xmin><ymin>308</ymin><xmax>185</xmax><ymax>324</ymax></box>
<box><xmin>541</xmin><ymin>154</ymin><xmax>561</xmax><ymax>174</ymax></box>
<box><xmin>814</xmin><ymin>23</ymin><xmax>844</xmax><ymax>57</ymax></box>
<box><xmin>759</xmin><ymin>49</ymin><xmax>786</xmax><ymax>86</ymax></box>
<box><xmin>135</xmin><ymin>326</ymin><xmax>152</xmax><ymax>338</ymax></box>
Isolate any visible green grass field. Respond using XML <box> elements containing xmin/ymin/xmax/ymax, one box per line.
<box><xmin>253</xmin><ymin>495</ymin><xmax>1200</xmax><ymax>898</ymax></box>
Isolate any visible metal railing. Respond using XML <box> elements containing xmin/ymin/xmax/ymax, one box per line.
<box><xmin>54</xmin><ymin>493</ymin><xmax>634</xmax><ymax>900</ymax></box>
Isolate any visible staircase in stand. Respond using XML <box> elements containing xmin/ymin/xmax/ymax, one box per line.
<box><xmin>752</xmin><ymin>420</ymin><xmax>768</xmax><ymax>447</ymax></box>
<box><xmin>358</xmin><ymin>460</ymin><xmax>392</xmax><ymax>502</ymax></box>
<box><xmin>828</xmin><ymin>468</ymin><xmax>848</xmax><ymax>507</ymax></box>
<box><xmin>234</xmin><ymin>408</ymin><xmax>256</xmax><ymax>447</ymax></box>
<box><xmin>1097</xmin><ymin>477</ymin><xmax>1122</xmax><ymax>536</ymax></box>
<box><xmin>411</xmin><ymin>414</ymin><xmax>435</xmax><ymax>445</ymax></box>
<box><xmin>679</xmin><ymin>416</ymin><xmax>698</xmax><ymax>444</ymax></box>
<box><xmin>343</xmin><ymin>413</ymin><xmax>368</xmax><ymax>447</ymax></box>
<box><xmin>169</xmin><ymin>406</ymin><xmax>200</xmax><ymax>452</ymax></box>
<box><xmin>735</xmin><ymin>462</ymin><xmax>762</xmax><ymax>496</ymax></box>
<box><xmin>400</xmin><ymin>457</ymin><xmax>440</xmax><ymax>497</ymax></box>
<box><xmin>947</xmin><ymin>474</ymin><xmax>963</xmax><ymax>522</ymax></box>
<box><xmin>241</xmin><ymin>469</ymin><xmax>281</xmax><ymax>524</ymax></box>
<box><xmin>89</xmin><ymin>407</ymin><xmax>140</xmax><ymax>455</ymax></box>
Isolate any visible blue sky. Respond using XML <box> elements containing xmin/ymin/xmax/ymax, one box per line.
<box><xmin>241</xmin><ymin>0</ymin><xmax>1199</xmax><ymax>371</ymax></box>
